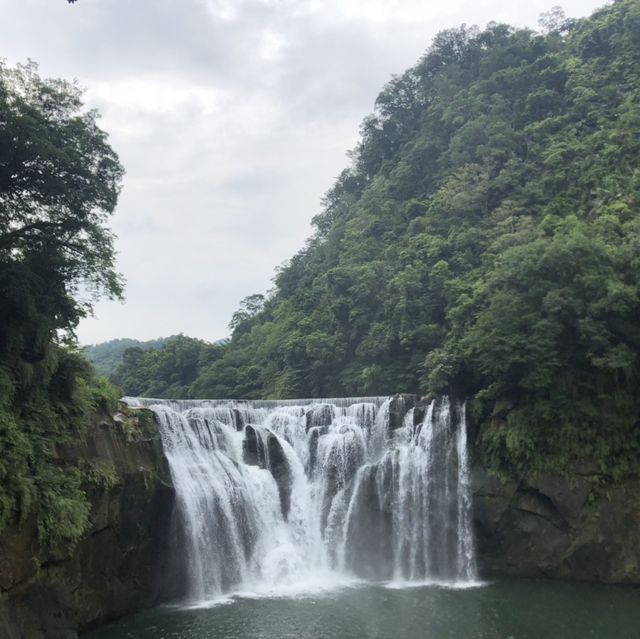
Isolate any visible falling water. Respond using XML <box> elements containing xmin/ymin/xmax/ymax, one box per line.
<box><xmin>124</xmin><ymin>395</ymin><xmax>477</xmax><ymax>601</ymax></box>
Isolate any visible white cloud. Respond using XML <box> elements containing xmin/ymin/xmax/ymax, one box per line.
<box><xmin>0</xmin><ymin>0</ymin><xmax>607</xmax><ymax>344</ymax></box>
<box><xmin>259</xmin><ymin>28</ymin><xmax>288</xmax><ymax>62</ymax></box>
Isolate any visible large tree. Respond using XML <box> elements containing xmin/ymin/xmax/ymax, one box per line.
<box><xmin>0</xmin><ymin>61</ymin><xmax>124</xmax><ymax>326</ymax></box>
<box><xmin>0</xmin><ymin>61</ymin><xmax>124</xmax><ymax>375</ymax></box>
<box><xmin>0</xmin><ymin>61</ymin><xmax>124</xmax><ymax>544</ymax></box>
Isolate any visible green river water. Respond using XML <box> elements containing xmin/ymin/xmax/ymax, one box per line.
<box><xmin>84</xmin><ymin>579</ymin><xmax>640</xmax><ymax>639</ymax></box>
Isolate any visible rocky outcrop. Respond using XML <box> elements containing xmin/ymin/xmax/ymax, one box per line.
<box><xmin>473</xmin><ymin>466</ymin><xmax>640</xmax><ymax>583</ymax></box>
<box><xmin>305</xmin><ymin>404</ymin><xmax>335</xmax><ymax>432</ymax></box>
<box><xmin>267</xmin><ymin>434</ymin><xmax>293</xmax><ymax>521</ymax></box>
<box><xmin>342</xmin><ymin>463</ymin><xmax>394</xmax><ymax>580</ymax></box>
<box><xmin>243</xmin><ymin>425</ymin><xmax>293</xmax><ymax>520</ymax></box>
<box><xmin>0</xmin><ymin>407</ymin><xmax>181</xmax><ymax>639</ymax></box>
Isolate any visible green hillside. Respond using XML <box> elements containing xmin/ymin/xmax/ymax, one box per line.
<box><xmin>83</xmin><ymin>337</ymin><xmax>172</xmax><ymax>378</ymax></box>
<box><xmin>117</xmin><ymin>0</ymin><xmax>640</xmax><ymax>478</ymax></box>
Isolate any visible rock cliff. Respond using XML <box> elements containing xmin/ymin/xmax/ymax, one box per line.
<box><xmin>473</xmin><ymin>467</ymin><xmax>640</xmax><ymax>583</ymax></box>
<box><xmin>1</xmin><ymin>398</ymin><xmax>638</xmax><ymax>639</ymax></box>
<box><xmin>0</xmin><ymin>407</ymin><xmax>181</xmax><ymax>639</ymax></box>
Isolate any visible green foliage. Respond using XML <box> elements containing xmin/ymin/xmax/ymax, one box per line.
<box><xmin>36</xmin><ymin>466</ymin><xmax>91</xmax><ymax>552</ymax></box>
<box><xmin>81</xmin><ymin>460</ymin><xmax>120</xmax><ymax>490</ymax></box>
<box><xmin>113</xmin><ymin>334</ymin><xmax>224</xmax><ymax>398</ymax></box>
<box><xmin>0</xmin><ymin>348</ymin><xmax>123</xmax><ymax>546</ymax></box>
<box><xmin>0</xmin><ymin>61</ymin><xmax>124</xmax><ymax>324</ymax></box>
<box><xmin>152</xmin><ymin>0</ymin><xmax>639</xmax><ymax>479</ymax></box>
<box><xmin>83</xmin><ymin>336</ymin><xmax>172</xmax><ymax>378</ymax></box>
<box><xmin>111</xmin><ymin>406</ymin><xmax>160</xmax><ymax>443</ymax></box>
<box><xmin>228</xmin><ymin>294</ymin><xmax>266</xmax><ymax>334</ymax></box>
<box><xmin>0</xmin><ymin>408</ymin><xmax>34</xmax><ymax>530</ymax></box>
<box><xmin>0</xmin><ymin>61</ymin><xmax>125</xmax><ymax>549</ymax></box>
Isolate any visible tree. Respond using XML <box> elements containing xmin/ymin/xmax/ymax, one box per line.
<box><xmin>538</xmin><ymin>7</ymin><xmax>576</xmax><ymax>35</ymax></box>
<box><xmin>0</xmin><ymin>61</ymin><xmax>124</xmax><ymax>335</ymax></box>
<box><xmin>0</xmin><ymin>61</ymin><xmax>124</xmax><ymax>546</ymax></box>
<box><xmin>229</xmin><ymin>294</ymin><xmax>266</xmax><ymax>333</ymax></box>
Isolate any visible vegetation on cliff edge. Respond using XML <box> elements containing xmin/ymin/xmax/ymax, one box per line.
<box><xmin>117</xmin><ymin>0</ymin><xmax>640</xmax><ymax>480</ymax></box>
<box><xmin>0</xmin><ymin>61</ymin><xmax>123</xmax><ymax>549</ymax></box>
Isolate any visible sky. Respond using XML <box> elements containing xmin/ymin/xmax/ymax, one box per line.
<box><xmin>1</xmin><ymin>0</ymin><xmax>606</xmax><ymax>345</ymax></box>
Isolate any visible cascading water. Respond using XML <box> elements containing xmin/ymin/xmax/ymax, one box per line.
<box><xmin>124</xmin><ymin>395</ymin><xmax>477</xmax><ymax>601</ymax></box>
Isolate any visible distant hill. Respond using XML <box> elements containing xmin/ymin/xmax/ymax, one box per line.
<box><xmin>83</xmin><ymin>337</ymin><xmax>173</xmax><ymax>378</ymax></box>
<box><xmin>110</xmin><ymin>334</ymin><xmax>229</xmax><ymax>398</ymax></box>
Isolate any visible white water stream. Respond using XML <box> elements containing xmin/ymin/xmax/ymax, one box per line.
<box><xmin>124</xmin><ymin>396</ymin><xmax>478</xmax><ymax>602</ymax></box>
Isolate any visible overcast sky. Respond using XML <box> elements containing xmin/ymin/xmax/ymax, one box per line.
<box><xmin>2</xmin><ymin>0</ymin><xmax>605</xmax><ymax>345</ymax></box>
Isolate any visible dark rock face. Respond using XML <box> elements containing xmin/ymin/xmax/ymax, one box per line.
<box><xmin>242</xmin><ymin>425</ymin><xmax>292</xmax><ymax>520</ymax></box>
<box><xmin>307</xmin><ymin>426</ymin><xmax>328</xmax><ymax>476</ymax></box>
<box><xmin>231</xmin><ymin>408</ymin><xmax>245</xmax><ymax>431</ymax></box>
<box><xmin>389</xmin><ymin>394</ymin><xmax>416</xmax><ymax>432</ymax></box>
<box><xmin>305</xmin><ymin>404</ymin><xmax>335</xmax><ymax>433</ymax></box>
<box><xmin>0</xmin><ymin>588</ymin><xmax>76</xmax><ymax>639</ymax></box>
<box><xmin>473</xmin><ymin>466</ymin><xmax>640</xmax><ymax>583</ymax></box>
<box><xmin>243</xmin><ymin>424</ymin><xmax>264</xmax><ymax>467</ymax></box>
<box><xmin>0</xmin><ymin>409</ymin><xmax>181</xmax><ymax>639</ymax></box>
<box><xmin>267</xmin><ymin>434</ymin><xmax>292</xmax><ymax>521</ymax></box>
<box><xmin>342</xmin><ymin>464</ymin><xmax>393</xmax><ymax>580</ymax></box>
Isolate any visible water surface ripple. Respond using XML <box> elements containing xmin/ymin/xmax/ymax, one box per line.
<box><xmin>84</xmin><ymin>580</ymin><xmax>640</xmax><ymax>639</ymax></box>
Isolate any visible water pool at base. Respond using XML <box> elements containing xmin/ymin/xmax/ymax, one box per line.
<box><xmin>84</xmin><ymin>580</ymin><xmax>640</xmax><ymax>639</ymax></box>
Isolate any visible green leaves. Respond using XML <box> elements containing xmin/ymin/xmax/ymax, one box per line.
<box><xmin>0</xmin><ymin>62</ymin><xmax>125</xmax><ymax>548</ymax></box>
<box><xmin>36</xmin><ymin>466</ymin><xmax>90</xmax><ymax>553</ymax></box>
<box><xmin>121</xmin><ymin>1</ymin><xmax>640</xmax><ymax>479</ymax></box>
<box><xmin>0</xmin><ymin>61</ymin><xmax>124</xmax><ymax>328</ymax></box>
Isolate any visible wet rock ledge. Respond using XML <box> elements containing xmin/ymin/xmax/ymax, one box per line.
<box><xmin>0</xmin><ymin>407</ymin><xmax>181</xmax><ymax>639</ymax></box>
<box><xmin>473</xmin><ymin>467</ymin><xmax>640</xmax><ymax>583</ymax></box>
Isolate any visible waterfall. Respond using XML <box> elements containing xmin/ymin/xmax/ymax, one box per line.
<box><xmin>125</xmin><ymin>395</ymin><xmax>477</xmax><ymax>600</ymax></box>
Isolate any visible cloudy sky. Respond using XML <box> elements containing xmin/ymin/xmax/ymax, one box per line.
<box><xmin>2</xmin><ymin>0</ymin><xmax>605</xmax><ymax>345</ymax></box>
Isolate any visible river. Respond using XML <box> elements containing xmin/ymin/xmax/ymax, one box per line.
<box><xmin>85</xmin><ymin>579</ymin><xmax>640</xmax><ymax>638</ymax></box>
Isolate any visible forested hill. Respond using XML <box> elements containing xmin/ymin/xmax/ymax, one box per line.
<box><xmin>118</xmin><ymin>0</ymin><xmax>640</xmax><ymax>477</ymax></box>
<box><xmin>84</xmin><ymin>337</ymin><xmax>172</xmax><ymax>377</ymax></box>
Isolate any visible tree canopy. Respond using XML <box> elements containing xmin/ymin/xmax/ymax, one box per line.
<box><xmin>112</xmin><ymin>335</ymin><xmax>224</xmax><ymax>399</ymax></box>
<box><xmin>0</xmin><ymin>62</ymin><xmax>124</xmax><ymax>547</ymax></box>
<box><xmin>0</xmin><ymin>61</ymin><xmax>124</xmax><ymax>319</ymax></box>
<box><xmin>125</xmin><ymin>0</ymin><xmax>640</xmax><ymax>478</ymax></box>
<box><xmin>84</xmin><ymin>337</ymin><xmax>172</xmax><ymax>378</ymax></box>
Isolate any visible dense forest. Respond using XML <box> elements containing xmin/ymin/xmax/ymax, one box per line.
<box><xmin>84</xmin><ymin>336</ymin><xmax>172</xmax><ymax>377</ymax></box>
<box><xmin>110</xmin><ymin>334</ymin><xmax>225</xmax><ymax>399</ymax></box>
<box><xmin>1</xmin><ymin>0</ymin><xmax>639</xmax><ymax>556</ymax></box>
<box><xmin>116</xmin><ymin>0</ymin><xmax>640</xmax><ymax>477</ymax></box>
